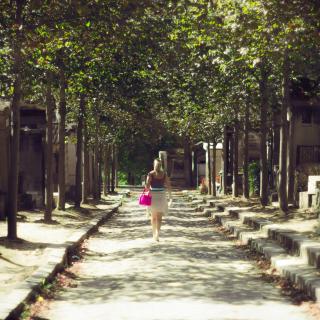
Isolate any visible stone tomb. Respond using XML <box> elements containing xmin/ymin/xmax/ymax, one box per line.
<box><xmin>299</xmin><ymin>175</ymin><xmax>320</xmax><ymax>209</ymax></box>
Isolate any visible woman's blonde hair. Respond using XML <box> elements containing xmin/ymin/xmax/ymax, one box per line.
<box><xmin>153</xmin><ymin>158</ymin><xmax>163</xmax><ymax>174</ymax></box>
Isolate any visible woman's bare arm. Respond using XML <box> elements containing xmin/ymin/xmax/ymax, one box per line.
<box><xmin>145</xmin><ymin>173</ymin><xmax>151</xmax><ymax>190</ymax></box>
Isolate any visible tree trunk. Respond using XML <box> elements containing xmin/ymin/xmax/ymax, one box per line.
<box><xmin>103</xmin><ymin>145</ymin><xmax>110</xmax><ymax>196</ymax></box>
<box><xmin>222</xmin><ymin>126</ymin><xmax>228</xmax><ymax>194</ymax></box>
<box><xmin>7</xmin><ymin>0</ymin><xmax>24</xmax><ymax>240</ymax></box>
<box><xmin>207</xmin><ymin>141</ymin><xmax>212</xmax><ymax>195</ymax></box>
<box><xmin>259</xmin><ymin>63</ymin><xmax>269</xmax><ymax>206</ymax></box>
<box><xmin>269</xmin><ymin>119</ymin><xmax>275</xmax><ymax>190</ymax></box>
<box><xmin>93</xmin><ymin>117</ymin><xmax>100</xmax><ymax>200</ymax></box>
<box><xmin>111</xmin><ymin>144</ymin><xmax>116</xmax><ymax>193</ymax></box>
<box><xmin>243</xmin><ymin>103</ymin><xmax>249</xmax><ymax>199</ymax></box>
<box><xmin>212</xmin><ymin>141</ymin><xmax>216</xmax><ymax>196</ymax></box>
<box><xmin>44</xmin><ymin>73</ymin><xmax>54</xmax><ymax>222</ymax></box>
<box><xmin>232</xmin><ymin>122</ymin><xmax>239</xmax><ymax>197</ymax></box>
<box><xmin>90</xmin><ymin>153</ymin><xmax>95</xmax><ymax>195</ymax></box>
<box><xmin>107</xmin><ymin>145</ymin><xmax>111</xmax><ymax>193</ymax></box>
<box><xmin>287</xmin><ymin>111</ymin><xmax>295</xmax><ymax>203</ymax></box>
<box><xmin>183</xmin><ymin>137</ymin><xmax>192</xmax><ymax>187</ymax></box>
<box><xmin>114</xmin><ymin>144</ymin><xmax>118</xmax><ymax>188</ymax></box>
<box><xmin>98</xmin><ymin>147</ymin><xmax>102</xmax><ymax>200</ymax></box>
<box><xmin>58</xmin><ymin>68</ymin><xmax>66</xmax><ymax>210</ymax></box>
<box><xmin>74</xmin><ymin>95</ymin><xmax>85</xmax><ymax>208</ymax></box>
<box><xmin>82</xmin><ymin>116</ymin><xmax>89</xmax><ymax>204</ymax></box>
<box><xmin>278</xmin><ymin>54</ymin><xmax>290</xmax><ymax>213</ymax></box>
<box><xmin>229</xmin><ymin>133</ymin><xmax>234</xmax><ymax>180</ymax></box>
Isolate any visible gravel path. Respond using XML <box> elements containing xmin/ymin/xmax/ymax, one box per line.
<box><xmin>37</xmin><ymin>196</ymin><xmax>313</xmax><ymax>320</ymax></box>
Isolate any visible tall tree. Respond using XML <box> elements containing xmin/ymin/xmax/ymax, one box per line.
<box><xmin>259</xmin><ymin>62</ymin><xmax>269</xmax><ymax>206</ymax></box>
<box><xmin>58</xmin><ymin>67</ymin><xmax>67</xmax><ymax>210</ymax></box>
<box><xmin>211</xmin><ymin>140</ymin><xmax>217</xmax><ymax>197</ymax></box>
<box><xmin>278</xmin><ymin>54</ymin><xmax>290</xmax><ymax>213</ymax></box>
<box><xmin>44</xmin><ymin>72</ymin><xmax>54</xmax><ymax>222</ymax></box>
<box><xmin>7</xmin><ymin>0</ymin><xmax>24</xmax><ymax>240</ymax></box>
<box><xmin>243</xmin><ymin>102</ymin><xmax>250</xmax><ymax>199</ymax></box>
<box><xmin>75</xmin><ymin>94</ymin><xmax>85</xmax><ymax>208</ymax></box>
<box><xmin>232</xmin><ymin>121</ymin><xmax>239</xmax><ymax>197</ymax></box>
<box><xmin>82</xmin><ymin>115</ymin><xmax>90</xmax><ymax>204</ymax></box>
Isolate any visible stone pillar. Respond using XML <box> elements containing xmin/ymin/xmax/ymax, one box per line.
<box><xmin>204</xmin><ymin>143</ymin><xmax>209</xmax><ymax>183</ymax></box>
<box><xmin>159</xmin><ymin>151</ymin><xmax>168</xmax><ymax>174</ymax></box>
<box><xmin>192</xmin><ymin>150</ymin><xmax>198</xmax><ymax>188</ymax></box>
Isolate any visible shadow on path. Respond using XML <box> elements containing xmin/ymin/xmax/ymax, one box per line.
<box><xmin>37</xmin><ymin>198</ymin><xmax>313</xmax><ymax>320</ymax></box>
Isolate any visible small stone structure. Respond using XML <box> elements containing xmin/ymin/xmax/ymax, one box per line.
<box><xmin>164</xmin><ymin>149</ymin><xmax>186</xmax><ymax>187</ymax></box>
<box><xmin>20</xmin><ymin>105</ymin><xmax>46</xmax><ymax>208</ymax></box>
<box><xmin>0</xmin><ymin>100</ymin><xmax>81</xmax><ymax>214</ymax></box>
<box><xmin>299</xmin><ymin>175</ymin><xmax>320</xmax><ymax>209</ymax></box>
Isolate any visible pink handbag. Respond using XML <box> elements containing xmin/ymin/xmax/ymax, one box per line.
<box><xmin>139</xmin><ymin>189</ymin><xmax>152</xmax><ymax>206</ymax></box>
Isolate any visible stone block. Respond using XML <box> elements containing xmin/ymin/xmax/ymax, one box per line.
<box><xmin>311</xmin><ymin>194</ymin><xmax>318</xmax><ymax>208</ymax></box>
<box><xmin>308</xmin><ymin>176</ymin><xmax>320</xmax><ymax>194</ymax></box>
<box><xmin>299</xmin><ymin>191</ymin><xmax>309</xmax><ymax>209</ymax></box>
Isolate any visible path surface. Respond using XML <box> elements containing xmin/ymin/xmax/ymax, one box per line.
<box><xmin>0</xmin><ymin>199</ymin><xmax>119</xmax><ymax>303</ymax></box>
<box><xmin>36</xmin><ymin>195</ymin><xmax>313</xmax><ymax>320</ymax></box>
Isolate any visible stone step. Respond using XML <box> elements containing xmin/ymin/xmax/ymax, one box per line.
<box><xmin>213</xmin><ymin>204</ymin><xmax>320</xmax><ymax>301</ymax></box>
<box><xmin>225</xmin><ymin>208</ymin><xmax>255</xmax><ymax>221</ymax></box>
<box><xmin>197</xmin><ymin>204</ymin><xmax>212</xmax><ymax>212</ymax></box>
<box><xmin>171</xmin><ymin>206</ymin><xmax>198</xmax><ymax>213</ymax></box>
<box><xmin>191</xmin><ymin>199</ymin><xmax>205</xmax><ymax>205</ymax></box>
<box><xmin>202</xmin><ymin>196</ymin><xmax>218</xmax><ymax>203</ymax></box>
<box><xmin>221</xmin><ymin>207</ymin><xmax>320</xmax><ymax>270</ymax></box>
<box><xmin>216</xmin><ymin>215</ymin><xmax>264</xmax><ymax>245</ymax></box>
<box><xmin>224</xmin><ymin>221</ymin><xmax>256</xmax><ymax>242</ymax></box>
<box><xmin>245</xmin><ymin>216</ymin><xmax>272</xmax><ymax>231</ymax></box>
<box><xmin>215</xmin><ymin>203</ymin><xmax>229</xmax><ymax>211</ymax></box>
<box><xmin>203</xmin><ymin>208</ymin><xmax>221</xmax><ymax>218</ymax></box>
<box><xmin>170</xmin><ymin>202</ymin><xmax>192</xmax><ymax>208</ymax></box>
<box><xmin>241</xmin><ymin>216</ymin><xmax>320</xmax><ymax>269</ymax></box>
<box><xmin>250</xmin><ymin>238</ymin><xmax>320</xmax><ymax>301</ymax></box>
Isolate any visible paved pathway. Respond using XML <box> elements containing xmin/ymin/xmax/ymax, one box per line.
<box><xmin>36</xmin><ymin>196</ymin><xmax>313</xmax><ymax>320</ymax></box>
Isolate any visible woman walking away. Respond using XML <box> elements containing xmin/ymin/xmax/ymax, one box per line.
<box><xmin>145</xmin><ymin>158</ymin><xmax>172</xmax><ymax>242</ymax></box>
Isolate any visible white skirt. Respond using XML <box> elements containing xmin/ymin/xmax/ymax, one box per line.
<box><xmin>146</xmin><ymin>190</ymin><xmax>168</xmax><ymax>216</ymax></box>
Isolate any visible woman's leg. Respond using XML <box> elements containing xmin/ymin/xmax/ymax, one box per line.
<box><xmin>151</xmin><ymin>213</ymin><xmax>157</xmax><ymax>239</ymax></box>
<box><xmin>154</xmin><ymin>212</ymin><xmax>163</xmax><ymax>241</ymax></box>
<box><xmin>157</xmin><ymin>213</ymin><xmax>163</xmax><ymax>234</ymax></box>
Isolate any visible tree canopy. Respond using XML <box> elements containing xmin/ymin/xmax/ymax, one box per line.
<box><xmin>1</xmin><ymin>0</ymin><xmax>319</xmax><ymax>179</ymax></box>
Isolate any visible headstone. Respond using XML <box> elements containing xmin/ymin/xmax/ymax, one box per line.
<box><xmin>307</xmin><ymin>176</ymin><xmax>320</xmax><ymax>194</ymax></box>
<box><xmin>159</xmin><ymin>151</ymin><xmax>167</xmax><ymax>172</ymax></box>
<box><xmin>299</xmin><ymin>191</ymin><xmax>309</xmax><ymax>209</ymax></box>
<box><xmin>313</xmin><ymin>182</ymin><xmax>320</xmax><ymax>215</ymax></box>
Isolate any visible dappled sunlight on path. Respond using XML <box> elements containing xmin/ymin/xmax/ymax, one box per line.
<box><xmin>38</xmin><ymin>196</ymin><xmax>313</xmax><ymax>320</ymax></box>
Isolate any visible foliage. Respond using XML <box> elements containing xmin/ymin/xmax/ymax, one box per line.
<box><xmin>248</xmin><ymin>161</ymin><xmax>260</xmax><ymax>196</ymax></box>
<box><xmin>1</xmin><ymin>0</ymin><xmax>320</xmax><ymax>180</ymax></box>
<box><xmin>116</xmin><ymin>171</ymin><xmax>128</xmax><ymax>186</ymax></box>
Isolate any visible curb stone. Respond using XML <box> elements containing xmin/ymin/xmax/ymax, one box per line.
<box><xmin>1</xmin><ymin>203</ymin><xmax>121</xmax><ymax>320</ymax></box>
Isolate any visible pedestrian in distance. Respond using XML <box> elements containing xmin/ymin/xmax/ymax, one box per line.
<box><xmin>145</xmin><ymin>158</ymin><xmax>172</xmax><ymax>241</ymax></box>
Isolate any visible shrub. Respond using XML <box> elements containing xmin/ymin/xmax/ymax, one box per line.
<box><xmin>117</xmin><ymin>171</ymin><xmax>128</xmax><ymax>185</ymax></box>
<box><xmin>248</xmin><ymin>161</ymin><xmax>260</xmax><ymax>196</ymax></box>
